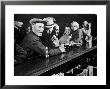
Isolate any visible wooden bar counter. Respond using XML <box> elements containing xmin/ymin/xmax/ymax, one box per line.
<box><xmin>14</xmin><ymin>46</ymin><xmax>97</xmax><ymax>76</ymax></box>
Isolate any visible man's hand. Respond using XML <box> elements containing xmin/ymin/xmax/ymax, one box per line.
<box><xmin>52</xmin><ymin>35</ymin><xmax>59</xmax><ymax>47</ymax></box>
<box><xmin>70</xmin><ymin>41</ymin><xmax>81</xmax><ymax>46</ymax></box>
<box><xmin>59</xmin><ymin>44</ymin><xmax>66</xmax><ymax>52</ymax></box>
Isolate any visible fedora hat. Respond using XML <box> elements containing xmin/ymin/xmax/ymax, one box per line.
<box><xmin>43</xmin><ymin>17</ymin><xmax>56</xmax><ymax>26</ymax></box>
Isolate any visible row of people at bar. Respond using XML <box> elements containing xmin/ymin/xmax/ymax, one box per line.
<box><xmin>14</xmin><ymin>17</ymin><xmax>92</xmax><ymax>64</ymax></box>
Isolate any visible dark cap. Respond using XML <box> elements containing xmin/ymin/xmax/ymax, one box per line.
<box><xmin>29</xmin><ymin>18</ymin><xmax>46</xmax><ymax>25</ymax></box>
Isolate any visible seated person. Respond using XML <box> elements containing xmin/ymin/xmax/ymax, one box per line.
<box><xmin>14</xmin><ymin>21</ymin><xmax>26</xmax><ymax>45</ymax></box>
<box><xmin>70</xmin><ymin>21</ymin><xmax>83</xmax><ymax>46</ymax></box>
<box><xmin>59</xmin><ymin>26</ymin><xmax>72</xmax><ymax>46</ymax></box>
<box><xmin>51</xmin><ymin>35</ymin><xmax>60</xmax><ymax>47</ymax></box>
<box><xmin>42</xmin><ymin>17</ymin><xmax>60</xmax><ymax>48</ymax></box>
<box><xmin>81</xmin><ymin>21</ymin><xmax>92</xmax><ymax>48</ymax></box>
<box><xmin>43</xmin><ymin>17</ymin><xmax>59</xmax><ymax>36</ymax></box>
<box><xmin>15</xmin><ymin>18</ymin><xmax>65</xmax><ymax>63</ymax></box>
<box><xmin>14</xmin><ymin>42</ymin><xmax>27</xmax><ymax>64</ymax></box>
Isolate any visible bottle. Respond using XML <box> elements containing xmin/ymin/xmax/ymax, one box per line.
<box><xmin>45</xmin><ymin>47</ymin><xmax>49</xmax><ymax>67</ymax></box>
<box><xmin>45</xmin><ymin>47</ymin><xmax>49</xmax><ymax>58</ymax></box>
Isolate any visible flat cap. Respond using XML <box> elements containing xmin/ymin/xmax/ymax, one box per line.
<box><xmin>29</xmin><ymin>18</ymin><xmax>46</xmax><ymax>25</ymax></box>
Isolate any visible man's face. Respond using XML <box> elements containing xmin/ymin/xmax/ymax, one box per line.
<box><xmin>17</xmin><ymin>22</ymin><xmax>23</xmax><ymax>27</ymax></box>
<box><xmin>83</xmin><ymin>21</ymin><xmax>88</xmax><ymax>26</ymax></box>
<box><xmin>14</xmin><ymin>21</ymin><xmax>23</xmax><ymax>28</ymax></box>
<box><xmin>71</xmin><ymin>25</ymin><xmax>78</xmax><ymax>31</ymax></box>
<box><xmin>32</xmin><ymin>23</ymin><xmax>44</xmax><ymax>36</ymax></box>
<box><xmin>64</xmin><ymin>27</ymin><xmax>70</xmax><ymax>35</ymax></box>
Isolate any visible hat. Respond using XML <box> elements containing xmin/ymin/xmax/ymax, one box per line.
<box><xmin>29</xmin><ymin>18</ymin><xmax>46</xmax><ymax>25</ymax></box>
<box><xmin>45</xmin><ymin>23</ymin><xmax>59</xmax><ymax>29</ymax></box>
<box><xmin>43</xmin><ymin>17</ymin><xmax>56</xmax><ymax>26</ymax></box>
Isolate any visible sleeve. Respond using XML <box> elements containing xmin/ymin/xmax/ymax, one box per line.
<box><xmin>54</xmin><ymin>23</ymin><xmax>59</xmax><ymax>30</ymax></box>
<box><xmin>75</xmin><ymin>29</ymin><xmax>82</xmax><ymax>43</ymax></box>
<box><xmin>15</xmin><ymin>44</ymin><xmax>27</xmax><ymax>61</ymax></box>
<box><xmin>30</xmin><ymin>37</ymin><xmax>62</xmax><ymax>57</ymax></box>
<box><xmin>78</xmin><ymin>29</ymin><xmax>83</xmax><ymax>43</ymax></box>
<box><xmin>29</xmin><ymin>38</ymin><xmax>46</xmax><ymax>56</ymax></box>
<box><xmin>48</xmin><ymin>48</ymin><xmax>61</xmax><ymax>56</ymax></box>
<box><xmin>59</xmin><ymin>35</ymin><xmax>68</xmax><ymax>44</ymax></box>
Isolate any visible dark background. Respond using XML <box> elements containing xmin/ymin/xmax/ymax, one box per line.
<box><xmin>14</xmin><ymin>14</ymin><xmax>97</xmax><ymax>38</ymax></box>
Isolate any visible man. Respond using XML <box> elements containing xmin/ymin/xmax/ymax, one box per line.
<box><xmin>70</xmin><ymin>21</ymin><xmax>83</xmax><ymax>46</ymax></box>
<box><xmin>16</xmin><ymin>18</ymin><xmax>65</xmax><ymax>63</ymax></box>
<box><xmin>42</xmin><ymin>17</ymin><xmax>60</xmax><ymax>48</ymax></box>
<box><xmin>14</xmin><ymin>21</ymin><xmax>27</xmax><ymax>64</ymax></box>
<box><xmin>14</xmin><ymin>21</ymin><xmax>26</xmax><ymax>45</ymax></box>
<box><xmin>81</xmin><ymin>21</ymin><xmax>92</xmax><ymax>48</ymax></box>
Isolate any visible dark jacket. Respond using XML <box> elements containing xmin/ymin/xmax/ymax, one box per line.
<box><xmin>70</xmin><ymin>29</ymin><xmax>83</xmax><ymax>43</ymax></box>
<box><xmin>41</xmin><ymin>28</ymin><xmax>59</xmax><ymax>49</ymax></box>
<box><xmin>20</xmin><ymin>31</ymin><xmax>61</xmax><ymax>58</ymax></box>
<box><xmin>14</xmin><ymin>27</ymin><xmax>26</xmax><ymax>45</ymax></box>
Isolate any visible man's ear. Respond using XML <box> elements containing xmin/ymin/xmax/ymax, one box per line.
<box><xmin>31</xmin><ymin>25</ymin><xmax>35</xmax><ymax>32</ymax></box>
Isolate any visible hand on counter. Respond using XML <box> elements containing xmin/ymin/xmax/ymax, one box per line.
<box><xmin>70</xmin><ymin>41</ymin><xmax>82</xmax><ymax>46</ymax></box>
<box><xmin>59</xmin><ymin>44</ymin><xmax>66</xmax><ymax>53</ymax></box>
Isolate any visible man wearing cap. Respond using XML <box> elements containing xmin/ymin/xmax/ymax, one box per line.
<box><xmin>42</xmin><ymin>17</ymin><xmax>60</xmax><ymax>48</ymax></box>
<box><xmin>43</xmin><ymin>17</ymin><xmax>59</xmax><ymax>35</ymax></box>
<box><xmin>15</xmin><ymin>18</ymin><xmax>65</xmax><ymax>63</ymax></box>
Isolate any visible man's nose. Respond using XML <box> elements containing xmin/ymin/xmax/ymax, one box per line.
<box><xmin>41</xmin><ymin>28</ymin><xmax>44</xmax><ymax>31</ymax></box>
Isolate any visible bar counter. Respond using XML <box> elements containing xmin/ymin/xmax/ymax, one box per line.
<box><xmin>14</xmin><ymin>46</ymin><xmax>97</xmax><ymax>76</ymax></box>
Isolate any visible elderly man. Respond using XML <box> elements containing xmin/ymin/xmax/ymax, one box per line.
<box><xmin>70</xmin><ymin>21</ymin><xmax>83</xmax><ymax>46</ymax></box>
<box><xmin>15</xmin><ymin>18</ymin><xmax>65</xmax><ymax>63</ymax></box>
